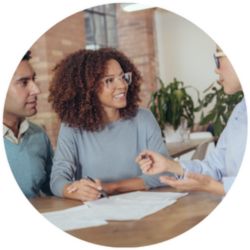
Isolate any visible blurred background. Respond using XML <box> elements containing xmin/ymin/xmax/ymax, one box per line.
<box><xmin>27</xmin><ymin>3</ymin><xmax>222</xmax><ymax>148</ymax></box>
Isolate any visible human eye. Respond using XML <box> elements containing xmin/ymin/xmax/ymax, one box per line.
<box><xmin>104</xmin><ymin>77</ymin><xmax>114</xmax><ymax>86</ymax></box>
<box><xmin>18</xmin><ymin>78</ymin><xmax>29</xmax><ymax>87</ymax></box>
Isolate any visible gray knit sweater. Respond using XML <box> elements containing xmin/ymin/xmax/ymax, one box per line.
<box><xmin>50</xmin><ymin>108</ymin><xmax>169</xmax><ymax>197</ymax></box>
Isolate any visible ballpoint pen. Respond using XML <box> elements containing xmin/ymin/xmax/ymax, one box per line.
<box><xmin>141</xmin><ymin>154</ymin><xmax>149</xmax><ymax>160</ymax></box>
<box><xmin>86</xmin><ymin>176</ymin><xmax>109</xmax><ymax>198</ymax></box>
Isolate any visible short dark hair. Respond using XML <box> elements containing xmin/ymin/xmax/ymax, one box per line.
<box><xmin>22</xmin><ymin>50</ymin><xmax>32</xmax><ymax>61</ymax></box>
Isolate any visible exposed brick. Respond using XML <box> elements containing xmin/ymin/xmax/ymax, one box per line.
<box><xmin>28</xmin><ymin>6</ymin><xmax>157</xmax><ymax>148</ymax></box>
<box><xmin>29</xmin><ymin>11</ymin><xmax>85</xmax><ymax>147</ymax></box>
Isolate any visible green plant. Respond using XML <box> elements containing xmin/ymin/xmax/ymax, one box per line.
<box><xmin>198</xmin><ymin>82</ymin><xmax>244</xmax><ymax>136</ymax></box>
<box><xmin>150</xmin><ymin>78</ymin><xmax>199</xmax><ymax>131</ymax></box>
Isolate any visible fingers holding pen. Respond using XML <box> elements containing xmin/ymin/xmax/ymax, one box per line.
<box><xmin>65</xmin><ymin>179</ymin><xmax>102</xmax><ymax>202</ymax></box>
<box><xmin>89</xmin><ymin>178</ymin><xmax>103</xmax><ymax>191</ymax></box>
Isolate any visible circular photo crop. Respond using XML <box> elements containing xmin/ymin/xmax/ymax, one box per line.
<box><xmin>3</xmin><ymin>2</ymin><xmax>247</xmax><ymax>248</ymax></box>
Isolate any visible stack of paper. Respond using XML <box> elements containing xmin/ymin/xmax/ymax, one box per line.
<box><xmin>43</xmin><ymin>191</ymin><xmax>187</xmax><ymax>231</ymax></box>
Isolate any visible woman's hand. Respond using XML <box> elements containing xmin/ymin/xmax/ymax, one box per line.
<box><xmin>160</xmin><ymin>172</ymin><xmax>225</xmax><ymax>195</ymax></box>
<box><xmin>63</xmin><ymin>178</ymin><xmax>104</xmax><ymax>202</ymax></box>
<box><xmin>136</xmin><ymin>150</ymin><xmax>183</xmax><ymax>176</ymax></box>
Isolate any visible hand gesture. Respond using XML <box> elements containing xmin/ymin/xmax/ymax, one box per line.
<box><xmin>159</xmin><ymin>172</ymin><xmax>225</xmax><ymax>195</ymax></box>
<box><xmin>136</xmin><ymin>150</ymin><xmax>171</xmax><ymax>175</ymax></box>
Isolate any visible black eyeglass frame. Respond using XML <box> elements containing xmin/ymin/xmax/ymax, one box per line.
<box><xmin>213</xmin><ymin>52</ymin><xmax>226</xmax><ymax>69</ymax></box>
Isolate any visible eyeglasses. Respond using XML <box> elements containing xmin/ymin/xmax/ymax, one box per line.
<box><xmin>101</xmin><ymin>72</ymin><xmax>132</xmax><ymax>89</ymax></box>
<box><xmin>214</xmin><ymin>51</ymin><xmax>226</xmax><ymax>69</ymax></box>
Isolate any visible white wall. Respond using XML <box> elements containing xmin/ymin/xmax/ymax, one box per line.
<box><xmin>154</xmin><ymin>9</ymin><xmax>218</xmax><ymax>122</ymax></box>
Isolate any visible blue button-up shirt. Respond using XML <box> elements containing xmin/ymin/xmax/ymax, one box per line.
<box><xmin>180</xmin><ymin>98</ymin><xmax>247</xmax><ymax>193</ymax></box>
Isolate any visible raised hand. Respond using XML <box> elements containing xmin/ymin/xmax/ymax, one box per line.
<box><xmin>136</xmin><ymin>150</ymin><xmax>183</xmax><ymax>176</ymax></box>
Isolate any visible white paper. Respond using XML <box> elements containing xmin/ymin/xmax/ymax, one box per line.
<box><xmin>43</xmin><ymin>205</ymin><xmax>107</xmax><ymax>231</ymax></box>
<box><xmin>85</xmin><ymin>191</ymin><xmax>188</xmax><ymax>220</ymax></box>
<box><xmin>42</xmin><ymin>191</ymin><xmax>187</xmax><ymax>231</ymax></box>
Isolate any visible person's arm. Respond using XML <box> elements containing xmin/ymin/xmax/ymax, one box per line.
<box><xmin>136</xmin><ymin>147</ymin><xmax>226</xmax><ymax>195</ymax></box>
<box><xmin>50</xmin><ymin>125</ymin><xmax>108</xmax><ymax>201</ymax></box>
<box><xmin>136</xmin><ymin>109</ymin><xmax>176</xmax><ymax>189</ymax></box>
<box><xmin>63</xmin><ymin>178</ymin><xmax>103</xmax><ymax>202</ymax></box>
<box><xmin>136</xmin><ymin>150</ymin><xmax>184</xmax><ymax>176</ymax></box>
<box><xmin>160</xmin><ymin>172</ymin><xmax>225</xmax><ymax>196</ymax></box>
<box><xmin>180</xmin><ymin>102</ymin><xmax>246</xmax><ymax>183</ymax></box>
<box><xmin>63</xmin><ymin>177</ymin><xmax>146</xmax><ymax>201</ymax></box>
<box><xmin>135</xmin><ymin>135</ymin><xmax>226</xmax><ymax>184</ymax></box>
<box><xmin>102</xmin><ymin>177</ymin><xmax>146</xmax><ymax>194</ymax></box>
<box><xmin>50</xmin><ymin>124</ymin><xmax>79</xmax><ymax>197</ymax></box>
<box><xmin>221</xmin><ymin>176</ymin><xmax>235</xmax><ymax>194</ymax></box>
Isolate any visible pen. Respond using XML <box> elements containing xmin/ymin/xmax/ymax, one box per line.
<box><xmin>141</xmin><ymin>154</ymin><xmax>149</xmax><ymax>160</ymax></box>
<box><xmin>86</xmin><ymin>176</ymin><xmax>109</xmax><ymax>198</ymax></box>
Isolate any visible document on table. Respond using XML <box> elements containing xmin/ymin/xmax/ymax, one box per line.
<box><xmin>85</xmin><ymin>191</ymin><xmax>188</xmax><ymax>220</ymax></box>
<box><xmin>42</xmin><ymin>191</ymin><xmax>187</xmax><ymax>231</ymax></box>
<box><xmin>43</xmin><ymin>205</ymin><xmax>107</xmax><ymax>231</ymax></box>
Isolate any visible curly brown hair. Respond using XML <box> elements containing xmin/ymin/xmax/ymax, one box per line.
<box><xmin>49</xmin><ymin>48</ymin><xmax>141</xmax><ymax>131</ymax></box>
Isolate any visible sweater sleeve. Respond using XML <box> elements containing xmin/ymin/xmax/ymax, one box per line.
<box><xmin>40</xmin><ymin>131</ymin><xmax>54</xmax><ymax>196</ymax></box>
<box><xmin>50</xmin><ymin>124</ymin><xmax>78</xmax><ymax>197</ymax></box>
<box><xmin>136</xmin><ymin>109</ymin><xmax>174</xmax><ymax>188</ymax></box>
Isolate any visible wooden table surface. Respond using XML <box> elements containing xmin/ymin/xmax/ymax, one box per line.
<box><xmin>30</xmin><ymin>188</ymin><xmax>222</xmax><ymax>247</ymax></box>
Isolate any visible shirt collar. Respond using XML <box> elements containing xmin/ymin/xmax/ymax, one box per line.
<box><xmin>3</xmin><ymin>119</ymin><xmax>29</xmax><ymax>144</ymax></box>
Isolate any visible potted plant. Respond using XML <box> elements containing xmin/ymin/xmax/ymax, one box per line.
<box><xmin>198</xmin><ymin>81</ymin><xmax>244</xmax><ymax>137</ymax></box>
<box><xmin>150</xmin><ymin>78</ymin><xmax>199</xmax><ymax>142</ymax></box>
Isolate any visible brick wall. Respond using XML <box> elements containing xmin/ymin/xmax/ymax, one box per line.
<box><xmin>28</xmin><ymin>6</ymin><xmax>157</xmax><ymax>148</ymax></box>
<box><xmin>29</xmin><ymin>11</ymin><xmax>85</xmax><ymax>147</ymax></box>
<box><xmin>116</xmin><ymin>6</ymin><xmax>158</xmax><ymax>107</ymax></box>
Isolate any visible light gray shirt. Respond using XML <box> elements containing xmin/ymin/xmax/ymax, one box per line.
<box><xmin>180</xmin><ymin>99</ymin><xmax>247</xmax><ymax>193</ymax></box>
<box><xmin>50</xmin><ymin>108</ymin><xmax>169</xmax><ymax>197</ymax></box>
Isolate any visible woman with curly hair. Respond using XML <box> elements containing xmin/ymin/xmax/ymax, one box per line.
<box><xmin>49</xmin><ymin>48</ymin><xmax>170</xmax><ymax>202</ymax></box>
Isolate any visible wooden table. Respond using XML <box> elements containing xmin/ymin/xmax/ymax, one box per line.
<box><xmin>167</xmin><ymin>138</ymin><xmax>214</xmax><ymax>158</ymax></box>
<box><xmin>30</xmin><ymin>188</ymin><xmax>221</xmax><ymax>247</ymax></box>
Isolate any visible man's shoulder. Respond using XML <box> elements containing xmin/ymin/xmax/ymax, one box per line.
<box><xmin>26</xmin><ymin>122</ymin><xmax>52</xmax><ymax>147</ymax></box>
<box><xmin>27</xmin><ymin>121</ymin><xmax>46</xmax><ymax>135</ymax></box>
